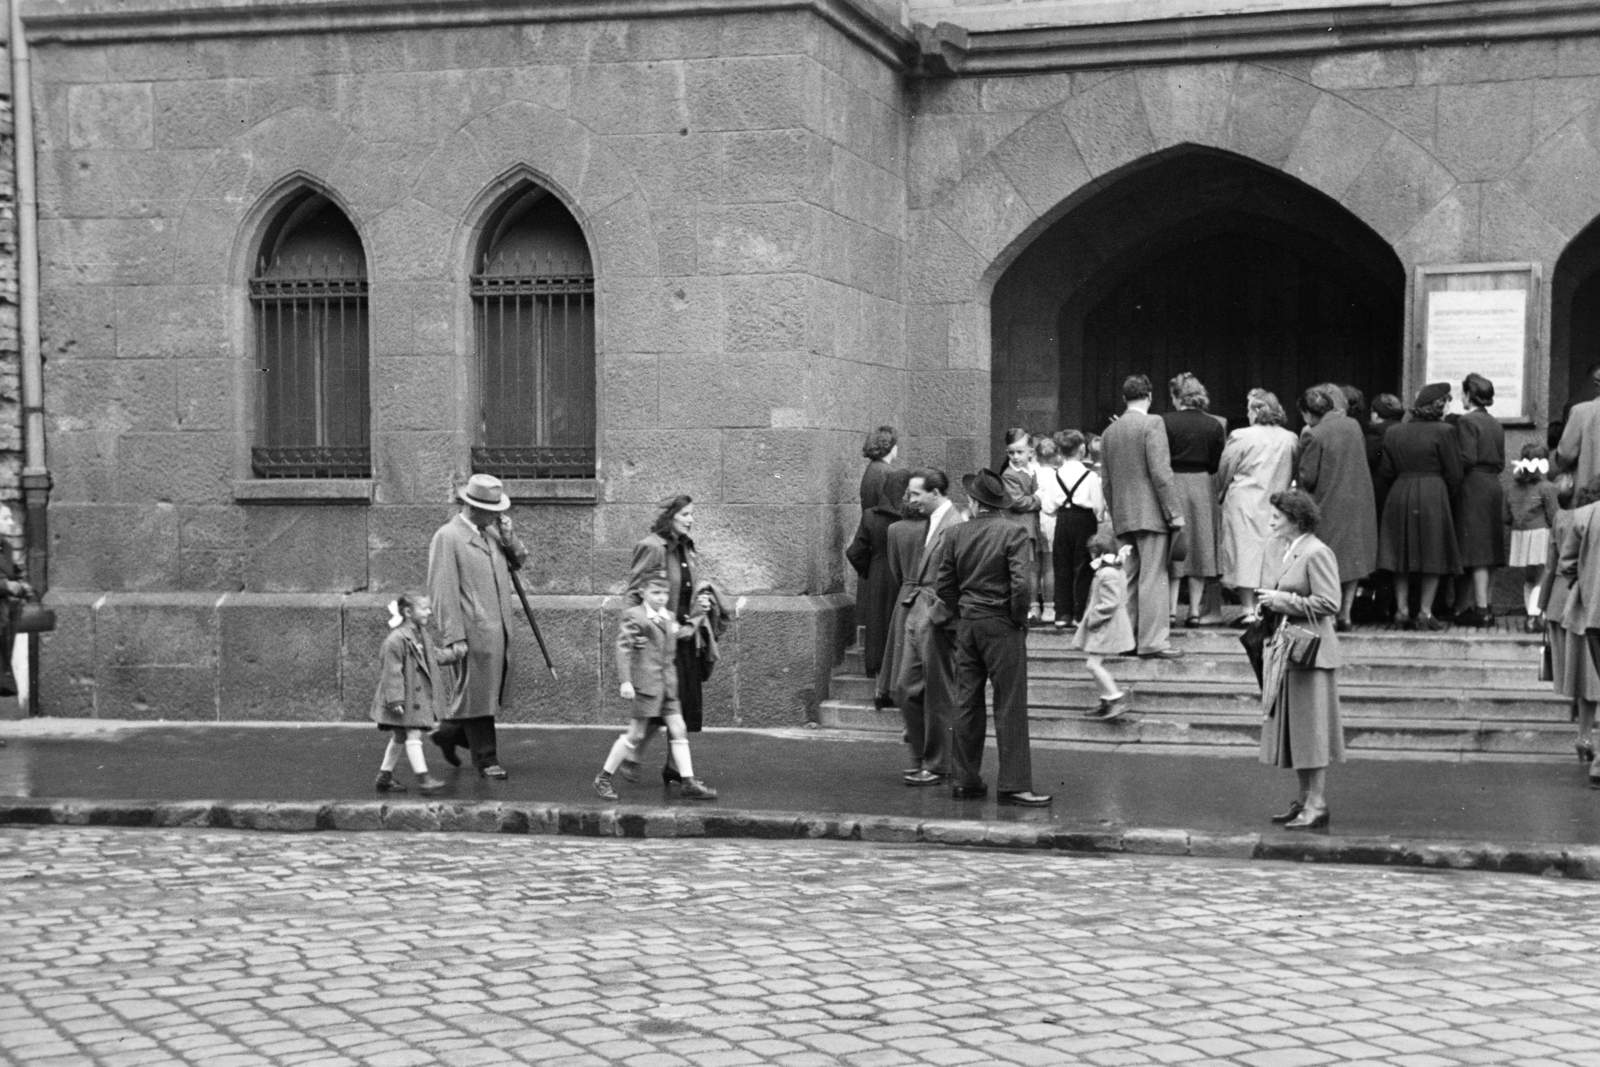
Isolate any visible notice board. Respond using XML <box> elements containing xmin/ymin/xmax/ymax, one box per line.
<box><xmin>1414</xmin><ymin>262</ymin><xmax>1540</xmax><ymax>424</ymax></box>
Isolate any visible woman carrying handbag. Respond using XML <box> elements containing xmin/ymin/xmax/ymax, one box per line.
<box><xmin>1255</xmin><ymin>488</ymin><xmax>1345</xmax><ymax>830</ymax></box>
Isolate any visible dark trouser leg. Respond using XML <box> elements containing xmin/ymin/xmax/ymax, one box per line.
<box><xmin>899</xmin><ymin>615</ymin><xmax>929</xmax><ymax>765</ymax></box>
<box><xmin>923</xmin><ymin>621</ymin><xmax>956</xmax><ymax>775</ymax></box>
<box><xmin>975</xmin><ymin>617</ymin><xmax>1032</xmax><ymax>794</ymax></box>
<box><xmin>434</xmin><ymin>719</ymin><xmax>466</xmax><ymax>754</ymax></box>
<box><xmin>462</xmin><ymin>718</ymin><xmax>498</xmax><ymax>769</ymax></box>
<box><xmin>949</xmin><ymin>619</ymin><xmax>990</xmax><ymax>789</ymax></box>
<box><xmin>1055</xmin><ymin>510</ymin><xmax>1096</xmax><ymax>622</ymax></box>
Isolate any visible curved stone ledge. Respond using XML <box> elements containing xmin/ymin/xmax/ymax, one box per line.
<box><xmin>4</xmin><ymin>796</ymin><xmax>1596</xmax><ymax>881</ymax></box>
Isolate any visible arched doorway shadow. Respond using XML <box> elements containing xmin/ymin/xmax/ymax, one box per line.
<box><xmin>991</xmin><ymin>147</ymin><xmax>1405</xmax><ymax>454</ymax></box>
<box><xmin>1551</xmin><ymin>217</ymin><xmax>1600</xmax><ymax>428</ymax></box>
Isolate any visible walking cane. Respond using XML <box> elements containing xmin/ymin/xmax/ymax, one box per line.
<box><xmin>493</xmin><ymin>523</ymin><xmax>559</xmax><ymax>682</ymax></box>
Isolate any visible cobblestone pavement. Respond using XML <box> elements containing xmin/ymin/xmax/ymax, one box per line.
<box><xmin>3</xmin><ymin>829</ymin><xmax>1599</xmax><ymax>1067</ymax></box>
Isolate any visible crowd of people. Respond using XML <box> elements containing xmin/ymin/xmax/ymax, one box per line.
<box><xmin>850</xmin><ymin>369</ymin><xmax>1600</xmax><ymax>817</ymax></box>
<box><xmin>358</xmin><ymin>364</ymin><xmax>1600</xmax><ymax>814</ymax></box>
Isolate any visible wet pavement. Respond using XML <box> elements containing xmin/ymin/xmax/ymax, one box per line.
<box><xmin>0</xmin><ymin>724</ymin><xmax>1596</xmax><ymax>847</ymax></box>
<box><xmin>4</xmin><ymin>826</ymin><xmax>1600</xmax><ymax>1067</ymax></box>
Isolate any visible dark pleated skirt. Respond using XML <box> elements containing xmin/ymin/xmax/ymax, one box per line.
<box><xmin>1170</xmin><ymin>472</ymin><xmax>1220</xmax><ymax>578</ymax></box>
<box><xmin>1377</xmin><ymin>475</ymin><xmax>1460</xmax><ymax>575</ymax></box>
<box><xmin>1456</xmin><ymin>470</ymin><xmax>1507</xmax><ymax>569</ymax></box>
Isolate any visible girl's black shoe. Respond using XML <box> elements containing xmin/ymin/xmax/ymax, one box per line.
<box><xmin>374</xmin><ymin>771</ymin><xmax>406</xmax><ymax>793</ymax></box>
<box><xmin>662</xmin><ymin>764</ymin><xmax>683</xmax><ymax>785</ymax></box>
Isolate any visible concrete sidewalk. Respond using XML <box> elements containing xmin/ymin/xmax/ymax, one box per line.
<box><xmin>1</xmin><ymin>721</ymin><xmax>1597</xmax><ymax>877</ymax></box>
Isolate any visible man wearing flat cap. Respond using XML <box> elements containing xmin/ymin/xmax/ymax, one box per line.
<box><xmin>934</xmin><ymin>468</ymin><xmax>1051</xmax><ymax>806</ymax></box>
<box><xmin>427</xmin><ymin>473</ymin><xmax>530</xmax><ymax>779</ymax></box>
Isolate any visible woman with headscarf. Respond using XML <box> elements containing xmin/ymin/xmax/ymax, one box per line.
<box><xmin>1163</xmin><ymin>373</ymin><xmax>1225</xmax><ymax>626</ymax></box>
<box><xmin>847</xmin><ymin>469</ymin><xmax>910</xmax><ymax>676</ymax></box>
<box><xmin>1376</xmin><ymin>383</ymin><xmax>1464</xmax><ymax>630</ymax></box>
<box><xmin>1298</xmin><ymin>383</ymin><xmax>1378</xmax><ymax>631</ymax></box>
<box><xmin>1217</xmin><ymin>389</ymin><xmax>1298</xmax><ymax>620</ymax></box>
<box><xmin>1453</xmin><ymin>373</ymin><xmax>1507</xmax><ymax>627</ymax></box>
<box><xmin>627</xmin><ymin>495</ymin><xmax>730</xmax><ymax>784</ymax></box>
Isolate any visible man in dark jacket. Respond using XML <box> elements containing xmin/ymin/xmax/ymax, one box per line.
<box><xmin>934</xmin><ymin>468</ymin><xmax>1050</xmax><ymax>806</ymax></box>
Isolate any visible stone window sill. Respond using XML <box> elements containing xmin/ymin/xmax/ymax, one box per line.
<box><xmin>503</xmin><ymin>479</ymin><xmax>599</xmax><ymax>504</ymax></box>
<box><xmin>233</xmin><ymin>480</ymin><xmax>374</xmax><ymax>504</ymax></box>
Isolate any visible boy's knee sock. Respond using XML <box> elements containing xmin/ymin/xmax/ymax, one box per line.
<box><xmin>1525</xmin><ymin>583</ymin><xmax>1541</xmax><ymax>616</ymax></box>
<box><xmin>404</xmin><ymin>737</ymin><xmax>428</xmax><ymax>775</ymax></box>
<box><xmin>603</xmin><ymin>735</ymin><xmax>635</xmax><ymax>774</ymax></box>
<box><xmin>380</xmin><ymin>738</ymin><xmax>402</xmax><ymax>772</ymax></box>
<box><xmin>669</xmin><ymin>740</ymin><xmax>694</xmax><ymax>780</ymax></box>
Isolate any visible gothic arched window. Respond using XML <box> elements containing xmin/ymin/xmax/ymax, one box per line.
<box><xmin>471</xmin><ymin>185</ymin><xmax>595</xmax><ymax>479</ymax></box>
<box><xmin>251</xmin><ymin>191</ymin><xmax>370</xmax><ymax>478</ymax></box>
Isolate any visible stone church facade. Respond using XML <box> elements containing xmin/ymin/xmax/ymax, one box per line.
<box><xmin>26</xmin><ymin>0</ymin><xmax>1600</xmax><ymax>722</ymax></box>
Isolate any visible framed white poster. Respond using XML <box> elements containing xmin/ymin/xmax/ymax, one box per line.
<box><xmin>1414</xmin><ymin>263</ymin><xmax>1540</xmax><ymax>424</ymax></box>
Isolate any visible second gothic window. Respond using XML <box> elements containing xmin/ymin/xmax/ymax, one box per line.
<box><xmin>471</xmin><ymin>186</ymin><xmax>596</xmax><ymax>479</ymax></box>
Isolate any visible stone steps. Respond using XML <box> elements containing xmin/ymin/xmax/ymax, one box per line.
<box><xmin>823</xmin><ymin>622</ymin><xmax>1574</xmax><ymax>759</ymax></box>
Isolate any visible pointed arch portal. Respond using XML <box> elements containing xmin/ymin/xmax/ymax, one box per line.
<box><xmin>990</xmin><ymin>148</ymin><xmax>1405</xmax><ymax>452</ymax></box>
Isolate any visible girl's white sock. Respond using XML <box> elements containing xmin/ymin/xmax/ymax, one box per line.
<box><xmin>404</xmin><ymin>736</ymin><xmax>428</xmax><ymax>775</ymax></box>
<box><xmin>603</xmin><ymin>735</ymin><xmax>635</xmax><ymax>774</ymax></box>
<box><xmin>1525</xmin><ymin>584</ymin><xmax>1542</xmax><ymax>616</ymax></box>
<box><xmin>380</xmin><ymin>738</ymin><xmax>402</xmax><ymax>772</ymax></box>
<box><xmin>669</xmin><ymin>740</ymin><xmax>694</xmax><ymax>780</ymax></box>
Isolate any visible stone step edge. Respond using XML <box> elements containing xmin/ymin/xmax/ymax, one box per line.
<box><xmin>1</xmin><ymin>797</ymin><xmax>1595</xmax><ymax>883</ymax></box>
<box><xmin>817</xmin><ymin>701</ymin><xmax>1577</xmax><ymax>728</ymax></box>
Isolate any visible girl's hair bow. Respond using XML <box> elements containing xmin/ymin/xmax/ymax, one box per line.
<box><xmin>386</xmin><ymin>600</ymin><xmax>404</xmax><ymax>629</ymax></box>
<box><xmin>1513</xmin><ymin>458</ymin><xmax>1549</xmax><ymax>476</ymax></box>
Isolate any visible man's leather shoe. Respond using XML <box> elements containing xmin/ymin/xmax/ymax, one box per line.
<box><xmin>904</xmin><ymin>769</ymin><xmax>944</xmax><ymax>786</ymax></box>
<box><xmin>430</xmin><ymin>730</ymin><xmax>461</xmax><ymax>767</ymax></box>
<box><xmin>480</xmin><ymin>765</ymin><xmax>508</xmax><ymax>780</ymax></box>
<box><xmin>1138</xmin><ymin>648</ymin><xmax>1184</xmax><ymax>659</ymax></box>
<box><xmin>950</xmin><ymin>783</ymin><xmax>987</xmax><ymax>800</ymax></box>
<box><xmin>998</xmin><ymin>791</ymin><xmax>1052</xmax><ymax>807</ymax></box>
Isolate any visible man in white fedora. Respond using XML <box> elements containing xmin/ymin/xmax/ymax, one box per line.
<box><xmin>427</xmin><ymin>473</ymin><xmax>529</xmax><ymax>779</ymax></box>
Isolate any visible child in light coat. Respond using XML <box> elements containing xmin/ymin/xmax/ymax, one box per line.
<box><xmin>1073</xmin><ymin>532</ymin><xmax>1136</xmax><ymax>720</ymax></box>
<box><xmin>595</xmin><ymin>572</ymin><xmax>718</xmax><ymax>801</ymax></box>
<box><xmin>371</xmin><ymin>594</ymin><xmax>462</xmax><ymax>794</ymax></box>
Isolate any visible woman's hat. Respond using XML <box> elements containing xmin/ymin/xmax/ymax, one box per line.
<box><xmin>458</xmin><ymin>473</ymin><xmax>512</xmax><ymax>512</ymax></box>
<box><xmin>961</xmin><ymin>468</ymin><xmax>1011</xmax><ymax>510</ymax></box>
<box><xmin>1414</xmin><ymin>382</ymin><xmax>1451</xmax><ymax>408</ymax></box>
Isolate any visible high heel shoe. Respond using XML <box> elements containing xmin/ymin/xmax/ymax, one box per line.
<box><xmin>661</xmin><ymin>764</ymin><xmax>683</xmax><ymax>785</ymax></box>
<box><xmin>1284</xmin><ymin>804</ymin><xmax>1329</xmax><ymax>831</ymax></box>
<box><xmin>1269</xmin><ymin>800</ymin><xmax>1303</xmax><ymax>824</ymax></box>
<box><xmin>1577</xmin><ymin>740</ymin><xmax>1596</xmax><ymax>765</ymax></box>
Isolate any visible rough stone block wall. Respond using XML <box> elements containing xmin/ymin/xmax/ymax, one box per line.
<box><xmin>0</xmin><ymin>26</ymin><xmax>21</xmax><ymax>514</ymax></box>
<box><xmin>31</xmin><ymin>6</ymin><xmax>902</xmax><ymax>722</ymax></box>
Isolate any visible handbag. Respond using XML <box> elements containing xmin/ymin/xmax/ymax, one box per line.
<box><xmin>1281</xmin><ymin>611</ymin><xmax>1321</xmax><ymax>670</ymax></box>
<box><xmin>1539</xmin><ymin>629</ymin><xmax>1555</xmax><ymax>684</ymax></box>
<box><xmin>11</xmin><ymin>598</ymin><xmax>55</xmax><ymax>634</ymax></box>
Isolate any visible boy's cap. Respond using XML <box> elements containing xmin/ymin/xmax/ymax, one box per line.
<box><xmin>641</xmin><ymin>570</ymin><xmax>670</xmax><ymax>586</ymax></box>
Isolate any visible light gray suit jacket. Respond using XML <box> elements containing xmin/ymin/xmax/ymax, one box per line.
<box><xmin>1101</xmin><ymin>408</ymin><xmax>1181</xmax><ymax>537</ymax></box>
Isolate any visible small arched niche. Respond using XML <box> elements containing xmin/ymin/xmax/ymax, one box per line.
<box><xmin>470</xmin><ymin>182</ymin><xmax>596</xmax><ymax>479</ymax></box>
<box><xmin>250</xmin><ymin>189</ymin><xmax>370</xmax><ymax>478</ymax></box>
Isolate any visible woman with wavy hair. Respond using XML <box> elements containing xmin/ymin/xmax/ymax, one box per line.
<box><xmin>1375</xmin><ymin>383</ymin><xmax>1464</xmax><ymax>630</ymax></box>
<box><xmin>1256</xmin><ymin>488</ymin><xmax>1345</xmax><ymax>830</ymax></box>
<box><xmin>1217</xmin><ymin>389</ymin><xmax>1297</xmax><ymax>620</ymax></box>
<box><xmin>1452</xmin><ymin>373</ymin><xmax>1506</xmax><ymax>627</ymax></box>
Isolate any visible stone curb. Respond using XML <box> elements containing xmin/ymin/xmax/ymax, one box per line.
<box><xmin>2</xmin><ymin>797</ymin><xmax>1596</xmax><ymax>879</ymax></box>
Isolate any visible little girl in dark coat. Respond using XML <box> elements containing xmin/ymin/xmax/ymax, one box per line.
<box><xmin>371</xmin><ymin>593</ymin><xmax>462</xmax><ymax>794</ymax></box>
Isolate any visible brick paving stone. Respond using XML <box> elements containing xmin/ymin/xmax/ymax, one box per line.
<box><xmin>4</xmin><ymin>830</ymin><xmax>1600</xmax><ymax>1067</ymax></box>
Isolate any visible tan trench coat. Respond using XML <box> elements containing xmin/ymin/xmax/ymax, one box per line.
<box><xmin>427</xmin><ymin>513</ymin><xmax>529</xmax><ymax>721</ymax></box>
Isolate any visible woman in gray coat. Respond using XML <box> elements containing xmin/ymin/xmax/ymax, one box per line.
<box><xmin>1256</xmin><ymin>488</ymin><xmax>1344</xmax><ymax>830</ymax></box>
<box><xmin>1297</xmin><ymin>384</ymin><xmax>1377</xmax><ymax>631</ymax></box>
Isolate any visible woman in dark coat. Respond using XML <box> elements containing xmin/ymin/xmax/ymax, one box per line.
<box><xmin>628</xmin><ymin>495</ymin><xmax>729</xmax><ymax>780</ymax></box>
<box><xmin>1365</xmin><ymin>393</ymin><xmax>1405</xmax><ymax>517</ymax></box>
<box><xmin>1297</xmin><ymin>384</ymin><xmax>1378</xmax><ymax>631</ymax></box>
<box><xmin>1453</xmin><ymin>373</ymin><xmax>1506</xmax><ymax>627</ymax></box>
<box><xmin>846</xmin><ymin>469</ymin><xmax>911</xmax><ymax>676</ymax></box>
<box><xmin>1376</xmin><ymin>383</ymin><xmax>1464</xmax><ymax>630</ymax></box>
<box><xmin>1163</xmin><ymin>373</ymin><xmax>1226</xmax><ymax>626</ymax></box>
<box><xmin>859</xmin><ymin>425</ymin><xmax>898</xmax><ymax>512</ymax></box>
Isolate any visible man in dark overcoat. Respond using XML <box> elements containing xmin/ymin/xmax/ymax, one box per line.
<box><xmin>934</xmin><ymin>468</ymin><xmax>1050</xmax><ymax>806</ymax></box>
<box><xmin>1101</xmin><ymin>374</ymin><xmax>1185</xmax><ymax>658</ymax></box>
<box><xmin>428</xmin><ymin>473</ymin><xmax>529</xmax><ymax>779</ymax></box>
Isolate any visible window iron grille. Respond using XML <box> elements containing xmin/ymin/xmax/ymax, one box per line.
<box><xmin>471</xmin><ymin>249</ymin><xmax>596</xmax><ymax>480</ymax></box>
<box><xmin>251</xmin><ymin>252</ymin><xmax>371</xmax><ymax>479</ymax></box>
